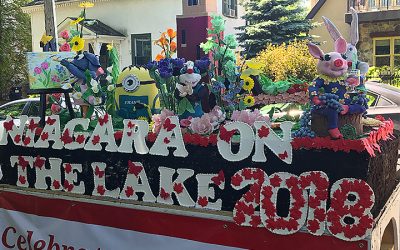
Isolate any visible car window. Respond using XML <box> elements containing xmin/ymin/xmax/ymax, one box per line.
<box><xmin>0</xmin><ymin>102</ymin><xmax>27</xmax><ymax>118</ymax></box>
<box><xmin>28</xmin><ymin>101</ymin><xmax>53</xmax><ymax>117</ymax></box>
<box><xmin>377</xmin><ymin>96</ymin><xmax>394</xmax><ymax>107</ymax></box>
<box><xmin>366</xmin><ymin>92</ymin><xmax>378</xmax><ymax>107</ymax></box>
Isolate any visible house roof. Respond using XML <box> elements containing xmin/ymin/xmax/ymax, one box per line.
<box><xmin>306</xmin><ymin>0</ymin><xmax>327</xmax><ymax>19</ymax></box>
<box><xmin>60</xmin><ymin>17</ymin><xmax>125</xmax><ymax>37</ymax></box>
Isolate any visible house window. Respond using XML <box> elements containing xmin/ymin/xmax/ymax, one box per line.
<box><xmin>223</xmin><ymin>0</ymin><xmax>237</xmax><ymax>18</ymax></box>
<box><xmin>188</xmin><ymin>0</ymin><xmax>198</xmax><ymax>6</ymax></box>
<box><xmin>182</xmin><ymin>30</ymin><xmax>186</xmax><ymax>45</ymax></box>
<box><xmin>373</xmin><ymin>37</ymin><xmax>400</xmax><ymax>69</ymax></box>
<box><xmin>369</xmin><ymin>0</ymin><xmax>376</xmax><ymax>7</ymax></box>
<box><xmin>131</xmin><ymin>34</ymin><xmax>152</xmax><ymax>66</ymax></box>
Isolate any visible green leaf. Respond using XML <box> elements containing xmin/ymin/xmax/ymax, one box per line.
<box><xmin>86</xmin><ymin>105</ymin><xmax>95</xmax><ymax>119</ymax></box>
<box><xmin>177</xmin><ymin>97</ymin><xmax>194</xmax><ymax>115</ymax></box>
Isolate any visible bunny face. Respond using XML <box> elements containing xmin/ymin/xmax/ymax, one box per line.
<box><xmin>345</xmin><ymin>44</ymin><xmax>357</xmax><ymax>63</ymax></box>
<box><xmin>308</xmin><ymin>37</ymin><xmax>349</xmax><ymax>78</ymax></box>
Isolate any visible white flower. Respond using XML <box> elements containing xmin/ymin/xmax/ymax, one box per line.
<box><xmin>107</xmin><ymin>65</ymin><xmax>113</xmax><ymax>73</ymax></box>
<box><xmin>107</xmin><ymin>85</ymin><xmax>115</xmax><ymax>91</ymax></box>
<box><xmin>72</xmin><ymin>92</ymin><xmax>82</xmax><ymax>99</ymax></box>
<box><xmin>94</xmin><ymin>97</ymin><xmax>102</xmax><ymax>105</ymax></box>
<box><xmin>90</xmin><ymin>79</ymin><xmax>99</xmax><ymax>87</ymax></box>
<box><xmin>61</xmin><ymin>83</ymin><xmax>72</xmax><ymax>90</ymax></box>
<box><xmin>92</xmin><ymin>85</ymin><xmax>99</xmax><ymax>93</ymax></box>
<box><xmin>106</xmin><ymin>75</ymin><xmax>113</xmax><ymax>83</ymax></box>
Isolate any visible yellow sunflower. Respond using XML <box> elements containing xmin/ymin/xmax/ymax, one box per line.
<box><xmin>70</xmin><ymin>17</ymin><xmax>84</xmax><ymax>26</ymax></box>
<box><xmin>79</xmin><ymin>1</ymin><xmax>94</xmax><ymax>8</ymax></box>
<box><xmin>70</xmin><ymin>36</ymin><xmax>85</xmax><ymax>52</ymax></box>
<box><xmin>244</xmin><ymin>95</ymin><xmax>255</xmax><ymax>107</ymax></box>
<box><xmin>242</xmin><ymin>77</ymin><xmax>255</xmax><ymax>91</ymax></box>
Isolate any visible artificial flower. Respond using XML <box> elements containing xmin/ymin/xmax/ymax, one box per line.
<box><xmin>231</xmin><ymin>109</ymin><xmax>269</xmax><ymax>126</ymax></box>
<box><xmin>170</xmin><ymin>41</ymin><xmax>177</xmax><ymax>52</ymax></box>
<box><xmin>90</xmin><ymin>79</ymin><xmax>99</xmax><ymax>87</ymax></box>
<box><xmin>70</xmin><ymin>17</ymin><xmax>84</xmax><ymax>26</ymax></box>
<box><xmin>40</xmin><ymin>34</ymin><xmax>53</xmax><ymax>46</ymax></box>
<box><xmin>107</xmin><ymin>85</ymin><xmax>115</xmax><ymax>91</ymax></box>
<box><xmin>107</xmin><ymin>43</ymin><xmax>113</xmax><ymax>51</ymax></box>
<box><xmin>61</xmin><ymin>83</ymin><xmax>72</xmax><ymax>90</ymax></box>
<box><xmin>79</xmin><ymin>1</ymin><xmax>94</xmax><ymax>8</ymax></box>
<box><xmin>59</xmin><ymin>30</ymin><xmax>70</xmax><ymax>40</ymax></box>
<box><xmin>60</xmin><ymin>43</ymin><xmax>71</xmax><ymax>52</ymax></box>
<box><xmin>106</xmin><ymin>65</ymin><xmax>113</xmax><ymax>73</ymax></box>
<box><xmin>91</xmin><ymin>85</ymin><xmax>99</xmax><ymax>93</ymax></box>
<box><xmin>167</xmin><ymin>28</ymin><xmax>176</xmax><ymax>39</ymax></box>
<box><xmin>242</xmin><ymin>77</ymin><xmax>255</xmax><ymax>91</ymax></box>
<box><xmin>70</xmin><ymin>36</ymin><xmax>85</xmax><ymax>52</ymax></box>
<box><xmin>51</xmin><ymin>104</ymin><xmax>61</xmax><ymax>114</ymax></box>
<box><xmin>208</xmin><ymin>105</ymin><xmax>226</xmax><ymax>127</ymax></box>
<box><xmin>72</xmin><ymin>92</ymin><xmax>82</xmax><ymax>99</ymax></box>
<box><xmin>180</xmin><ymin>117</ymin><xmax>192</xmax><ymax>128</ymax></box>
<box><xmin>246</xmin><ymin>59</ymin><xmax>263</xmax><ymax>70</ymax></box>
<box><xmin>152</xmin><ymin>109</ymin><xmax>175</xmax><ymax>133</ymax></box>
<box><xmin>51</xmin><ymin>75</ymin><xmax>60</xmax><ymax>82</ymax></box>
<box><xmin>155</xmin><ymin>53</ymin><xmax>165</xmax><ymax>62</ymax></box>
<box><xmin>88</xmin><ymin>96</ymin><xmax>102</xmax><ymax>105</ymax></box>
<box><xmin>106</xmin><ymin>75</ymin><xmax>113</xmax><ymax>83</ymax></box>
<box><xmin>190</xmin><ymin>114</ymin><xmax>213</xmax><ymax>135</ymax></box>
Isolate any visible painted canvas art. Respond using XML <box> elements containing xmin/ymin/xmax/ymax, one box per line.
<box><xmin>27</xmin><ymin>52</ymin><xmax>76</xmax><ymax>90</ymax></box>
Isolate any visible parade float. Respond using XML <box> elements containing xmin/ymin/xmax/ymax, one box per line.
<box><xmin>0</xmin><ymin>4</ymin><xmax>398</xmax><ymax>250</ymax></box>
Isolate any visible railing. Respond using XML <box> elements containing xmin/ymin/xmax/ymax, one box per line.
<box><xmin>348</xmin><ymin>0</ymin><xmax>400</xmax><ymax>11</ymax></box>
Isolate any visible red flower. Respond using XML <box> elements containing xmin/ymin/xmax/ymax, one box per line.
<box><xmin>61</xmin><ymin>129</ymin><xmax>73</xmax><ymax>144</ymax></box>
<box><xmin>375</xmin><ymin>115</ymin><xmax>385</xmax><ymax>122</ymax></box>
<box><xmin>159</xmin><ymin>188</ymin><xmax>170</xmax><ymax>200</ymax></box>
<box><xmin>314</xmin><ymin>208</ymin><xmax>326</xmax><ymax>221</ymax></box>
<box><xmin>97</xmin><ymin>185</ymin><xmax>106</xmax><ymax>195</ymax></box>
<box><xmin>278</xmin><ymin>151</ymin><xmax>288</xmax><ymax>160</ymax></box>
<box><xmin>125</xmin><ymin>186</ymin><xmax>134</xmax><ymax>198</ymax></box>
<box><xmin>258</xmin><ymin>126</ymin><xmax>270</xmax><ymax>138</ymax></box>
<box><xmin>242</xmin><ymin>168</ymin><xmax>253</xmax><ymax>180</ymax></box>
<box><xmin>308</xmin><ymin>196</ymin><xmax>320</xmax><ymax>209</ymax></box>
<box><xmin>183</xmin><ymin>133</ymin><xmax>192</xmax><ymax>144</ymax></box>
<box><xmin>219</xmin><ymin>126</ymin><xmax>235</xmax><ymax>143</ymax></box>
<box><xmin>52</xmin><ymin>180</ymin><xmax>61</xmax><ymax>189</ymax></box>
<box><xmin>128</xmin><ymin>161</ymin><xmax>143</xmax><ymax>176</ymax></box>
<box><xmin>173</xmin><ymin>183</ymin><xmax>184</xmax><ymax>194</ymax></box>
<box><xmin>208</xmin><ymin>134</ymin><xmax>218</xmax><ymax>145</ymax></box>
<box><xmin>308</xmin><ymin>219</ymin><xmax>320</xmax><ymax>233</ymax></box>
<box><xmin>18</xmin><ymin>156</ymin><xmax>29</xmax><ymax>171</ymax></box>
<box><xmin>127</xmin><ymin>121</ymin><xmax>135</xmax><ymax>129</ymax></box>
<box><xmin>198</xmin><ymin>196</ymin><xmax>208</xmax><ymax>207</ymax></box>
<box><xmin>231</xmin><ymin>174</ymin><xmax>243</xmax><ymax>187</ymax></box>
<box><xmin>126</xmin><ymin>131</ymin><xmax>133</xmax><ymax>137</ymax></box>
<box><xmin>163</xmin><ymin>118</ymin><xmax>176</xmax><ymax>132</ymax></box>
<box><xmin>35</xmin><ymin>127</ymin><xmax>43</xmax><ymax>136</ymax></box>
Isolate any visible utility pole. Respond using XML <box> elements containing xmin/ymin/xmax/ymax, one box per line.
<box><xmin>43</xmin><ymin>0</ymin><xmax>58</xmax><ymax>51</ymax></box>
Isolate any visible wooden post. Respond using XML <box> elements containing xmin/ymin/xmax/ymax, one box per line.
<box><xmin>44</xmin><ymin>0</ymin><xmax>58</xmax><ymax>51</ymax></box>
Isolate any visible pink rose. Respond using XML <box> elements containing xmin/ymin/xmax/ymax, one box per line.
<box><xmin>60</xmin><ymin>43</ymin><xmax>71</xmax><ymax>52</ymax></box>
<box><xmin>51</xmin><ymin>104</ymin><xmax>61</xmax><ymax>114</ymax></box>
<box><xmin>60</xmin><ymin>30</ymin><xmax>69</xmax><ymax>40</ymax></box>
<box><xmin>180</xmin><ymin>117</ymin><xmax>192</xmax><ymax>128</ymax></box>
<box><xmin>231</xmin><ymin>109</ymin><xmax>270</xmax><ymax>127</ymax></box>
<box><xmin>41</xmin><ymin>62</ymin><xmax>49</xmax><ymax>70</ymax></box>
<box><xmin>189</xmin><ymin>114</ymin><xmax>213</xmax><ymax>135</ymax></box>
<box><xmin>152</xmin><ymin>109</ymin><xmax>175</xmax><ymax>133</ymax></box>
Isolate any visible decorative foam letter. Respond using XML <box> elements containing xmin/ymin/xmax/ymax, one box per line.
<box><xmin>34</xmin><ymin>157</ymin><xmax>62</xmax><ymax>191</ymax></box>
<box><xmin>10</xmin><ymin>155</ymin><xmax>34</xmax><ymax>188</ymax></box>
<box><xmin>91</xmin><ymin>162</ymin><xmax>120</xmax><ymax>198</ymax></box>
<box><xmin>0</xmin><ymin>115</ymin><xmax>29</xmax><ymax>146</ymax></box>
<box><xmin>84</xmin><ymin>114</ymin><xmax>118</xmax><ymax>152</ymax></box>
<box><xmin>195</xmin><ymin>171</ymin><xmax>225</xmax><ymax>210</ymax></box>
<box><xmin>34</xmin><ymin>115</ymin><xmax>63</xmax><ymax>149</ymax></box>
<box><xmin>62</xmin><ymin>118</ymin><xmax>90</xmax><ymax>150</ymax></box>
<box><xmin>118</xmin><ymin>120</ymin><xmax>149</xmax><ymax>154</ymax></box>
<box><xmin>63</xmin><ymin>163</ymin><xmax>85</xmax><ymax>194</ymax></box>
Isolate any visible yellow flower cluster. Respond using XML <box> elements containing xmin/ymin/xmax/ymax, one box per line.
<box><xmin>256</xmin><ymin>40</ymin><xmax>318</xmax><ymax>82</ymax></box>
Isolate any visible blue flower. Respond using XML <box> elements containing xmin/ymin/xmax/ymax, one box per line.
<box><xmin>195</xmin><ymin>57</ymin><xmax>211</xmax><ymax>73</ymax></box>
<box><xmin>145</xmin><ymin>60</ymin><xmax>157</xmax><ymax>70</ymax></box>
<box><xmin>211</xmin><ymin>81</ymin><xmax>225</xmax><ymax>93</ymax></box>
<box><xmin>159</xmin><ymin>67</ymin><xmax>173</xmax><ymax>78</ymax></box>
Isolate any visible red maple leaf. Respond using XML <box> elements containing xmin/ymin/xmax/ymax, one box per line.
<box><xmin>35</xmin><ymin>127</ymin><xmax>43</xmax><ymax>136</ymax></box>
<box><xmin>28</xmin><ymin>119</ymin><xmax>38</xmax><ymax>132</ymax></box>
<box><xmin>127</xmin><ymin>121</ymin><xmax>135</xmax><ymax>129</ymax></box>
<box><xmin>97</xmin><ymin>185</ymin><xmax>106</xmax><ymax>195</ymax></box>
<box><xmin>46</xmin><ymin>117</ymin><xmax>56</xmax><ymax>125</ymax></box>
<box><xmin>126</xmin><ymin>131</ymin><xmax>133</xmax><ymax>137</ymax></box>
<box><xmin>92</xmin><ymin>135</ymin><xmax>100</xmax><ymax>145</ymax></box>
<box><xmin>23</xmin><ymin>136</ymin><xmax>31</xmax><ymax>146</ymax></box>
<box><xmin>18</xmin><ymin>175</ymin><xmax>26</xmax><ymax>184</ymax></box>
<box><xmin>233</xmin><ymin>211</ymin><xmax>246</xmax><ymax>225</ymax></box>
<box><xmin>164</xmin><ymin>137</ymin><xmax>170</xmax><ymax>144</ymax></box>
<box><xmin>61</xmin><ymin>129</ymin><xmax>73</xmax><ymax>144</ymax></box>
<box><xmin>208</xmin><ymin>134</ymin><xmax>218</xmax><ymax>145</ymax></box>
<box><xmin>173</xmin><ymin>183</ymin><xmax>184</xmax><ymax>194</ymax></box>
<box><xmin>198</xmin><ymin>196</ymin><xmax>208</xmax><ymax>207</ymax></box>
<box><xmin>98</xmin><ymin>114</ymin><xmax>109</xmax><ymax>126</ymax></box>
<box><xmin>33</xmin><ymin>156</ymin><xmax>45</xmax><ymax>169</ymax></box>
<box><xmin>270</xmin><ymin>175</ymin><xmax>282</xmax><ymax>187</ymax></box>
<box><xmin>94</xmin><ymin>166</ymin><xmax>105</xmax><ymax>178</ymax></box>
<box><xmin>278</xmin><ymin>151</ymin><xmax>288</xmax><ymax>160</ymax></box>
<box><xmin>14</xmin><ymin>135</ymin><xmax>21</xmax><ymax>143</ymax></box>
<box><xmin>114</xmin><ymin>131</ymin><xmax>123</xmax><ymax>141</ymax></box>
<box><xmin>53</xmin><ymin>180</ymin><xmax>61</xmax><ymax>189</ymax></box>
<box><xmin>308</xmin><ymin>219</ymin><xmax>320</xmax><ymax>233</ymax></box>
<box><xmin>211</xmin><ymin>170</ymin><xmax>225</xmax><ymax>186</ymax></box>
<box><xmin>128</xmin><ymin>161</ymin><xmax>143</xmax><ymax>176</ymax></box>
<box><xmin>64</xmin><ymin>163</ymin><xmax>72</xmax><ymax>174</ymax></box>
<box><xmin>163</xmin><ymin>118</ymin><xmax>176</xmax><ymax>132</ymax></box>
<box><xmin>159</xmin><ymin>188</ymin><xmax>170</xmax><ymax>200</ymax></box>
<box><xmin>242</xmin><ymin>168</ymin><xmax>253</xmax><ymax>180</ymax></box>
<box><xmin>250</xmin><ymin>215</ymin><xmax>261</xmax><ymax>228</ymax></box>
<box><xmin>219</xmin><ymin>126</ymin><xmax>235</xmax><ymax>143</ymax></box>
<box><xmin>3</xmin><ymin>120</ymin><xmax>14</xmax><ymax>132</ymax></box>
<box><xmin>63</xmin><ymin>180</ymin><xmax>73</xmax><ymax>192</ymax></box>
<box><xmin>125</xmin><ymin>186</ymin><xmax>134</xmax><ymax>197</ymax></box>
<box><xmin>41</xmin><ymin>132</ymin><xmax>49</xmax><ymax>141</ymax></box>
<box><xmin>258</xmin><ymin>126</ymin><xmax>270</xmax><ymax>138</ymax></box>
<box><xmin>76</xmin><ymin>134</ymin><xmax>86</xmax><ymax>144</ymax></box>
<box><xmin>231</xmin><ymin>174</ymin><xmax>243</xmax><ymax>187</ymax></box>
<box><xmin>314</xmin><ymin>208</ymin><xmax>326</xmax><ymax>221</ymax></box>
<box><xmin>147</xmin><ymin>132</ymin><xmax>157</xmax><ymax>142</ymax></box>
<box><xmin>18</xmin><ymin>156</ymin><xmax>29</xmax><ymax>171</ymax></box>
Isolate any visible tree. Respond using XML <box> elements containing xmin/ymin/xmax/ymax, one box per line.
<box><xmin>237</xmin><ymin>0</ymin><xmax>313</xmax><ymax>57</ymax></box>
<box><xmin>0</xmin><ymin>0</ymin><xmax>32</xmax><ymax>101</ymax></box>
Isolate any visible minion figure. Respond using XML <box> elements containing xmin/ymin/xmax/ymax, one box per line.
<box><xmin>115</xmin><ymin>66</ymin><xmax>160</xmax><ymax>120</ymax></box>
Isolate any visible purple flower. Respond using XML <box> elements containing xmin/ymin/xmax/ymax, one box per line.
<box><xmin>145</xmin><ymin>61</ymin><xmax>157</xmax><ymax>70</ymax></box>
<box><xmin>41</xmin><ymin>62</ymin><xmax>49</xmax><ymax>70</ymax></box>
<box><xmin>34</xmin><ymin>67</ymin><xmax>42</xmax><ymax>75</ymax></box>
<box><xmin>159</xmin><ymin>67</ymin><xmax>173</xmax><ymax>78</ymax></box>
<box><xmin>171</xmin><ymin>58</ymin><xmax>185</xmax><ymax>76</ymax></box>
<box><xmin>195</xmin><ymin>57</ymin><xmax>211</xmax><ymax>73</ymax></box>
<box><xmin>51</xmin><ymin>75</ymin><xmax>60</xmax><ymax>82</ymax></box>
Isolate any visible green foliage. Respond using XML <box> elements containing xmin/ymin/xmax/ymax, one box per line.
<box><xmin>237</xmin><ymin>0</ymin><xmax>314</xmax><ymax>57</ymax></box>
<box><xmin>0</xmin><ymin>0</ymin><xmax>32</xmax><ymax>100</ymax></box>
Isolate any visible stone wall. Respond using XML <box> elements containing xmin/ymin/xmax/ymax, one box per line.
<box><xmin>358</xmin><ymin>20</ymin><xmax>400</xmax><ymax>65</ymax></box>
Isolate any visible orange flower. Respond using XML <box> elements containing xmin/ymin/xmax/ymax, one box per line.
<box><xmin>167</xmin><ymin>28</ymin><xmax>176</xmax><ymax>39</ymax></box>
<box><xmin>155</xmin><ymin>53</ymin><xmax>165</xmax><ymax>61</ymax></box>
<box><xmin>170</xmin><ymin>41</ymin><xmax>177</xmax><ymax>52</ymax></box>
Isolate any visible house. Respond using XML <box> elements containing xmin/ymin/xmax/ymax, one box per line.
<box><xmin>22</xmin><ymin>0</ymin><xmax>245</xmax><ymax>70</ymax></box>
<box><xmin>307</xmin><ymin>0</ymin><xmax>400</xmax><ymax>70</ymax></box>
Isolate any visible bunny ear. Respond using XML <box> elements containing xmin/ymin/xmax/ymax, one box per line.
<box><xmin>350</xmin><ymin>7</ymin><xmax>359</xmax><ymax>46</ymax></box>
<box><xmin>308</xmin><ymin>43</ymin><xmax>324</xmax><ymax>59</ymax></box>
<box><xmin>335</xmin><ymin>37</ymin><xmax>348</xmax><ymax>54</ymax></box>
<box><xmin>322</xmin><ymin>16</ymin><xmax>342</xmax><ymax>41</ymax></box>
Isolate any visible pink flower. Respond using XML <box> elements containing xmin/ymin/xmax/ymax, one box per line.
<box><xmin>34</xmin><ymin>67</ymin><xmax>42</xmax><ymax>75</ymax></box>
<box><xmin>51</xmin><ymin>75</ymin><xmax>60</xmax><ymax>82</ymax></box>
<box><xmin>60</xmin><ymin>43</ymin><xmax>71</xmax><ymax>52</ymax></box>
<box><xmin>52</xmin><ymin>93</ymin><xmax>62</xmax><ymax>101</ymax></box>
<box><xmin>41</xmin><ymin>62</ymin><xmax>49</xmax><ymax>70</ymax></box>
<box><xmin>208</xmin><ymin>105</ymin><xmax>226</xmax><ymax>125</ymax></box>
<box><xmin>51</xmin><ymin>104</ymin><xmax>61</xmax><ymax>114</ymax></box>
<box><xmin>152</xmin><ymin>109</ymin><xmax>175</xmax><ymax>133</ymax></box>
<box><xmin>59</xmin><ymin>30</ymin><xmax>69</xmax><ymax>40</ymax></box>
<box><xmin>180</xmin><ymin>117</ymin><xmax>192</xmax><ymax>128</ymax></box>
<box><xmin>190</xmin><ymin>114</ymin><xmax>213</xmax><ymax>135</ymax></box>
<box><xmin>231</xmin><ymin>109</ymin><xmax>270</xmax><ymax>127</ymax></box>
